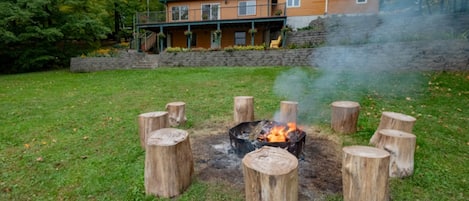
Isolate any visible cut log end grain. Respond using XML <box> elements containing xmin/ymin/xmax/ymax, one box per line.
<box><xmin>342</xmin><ymin>145</ymin><xmax>390</xmax><ymax>159</ymax></box>
<box><xmin>331</xmin><ymin>101</ymin><xmax>360</xmax><ymax>108</ymax></box>
<box><xmin>380</xmin><ymin>129</ymin><xmax>416</xmax><ymax>139</ymax></box>
<box><xmin>147</xmin><ymin>128</ymin><xmax>188</xmax><ymax>146</ymax></box>
<box><xmin>139</xmin><ymin>111</ymin><xmax>169</xmax><ymax>118</ymax></box>
<box><xmin>382</xmin><ymin>111</ymin><xmax>416</xmax><ymax>122</ymax></box>
<box><xmin>242</xmin><ymin>146</ymin><xmax>298</xmax><ymax>175</ymax></box>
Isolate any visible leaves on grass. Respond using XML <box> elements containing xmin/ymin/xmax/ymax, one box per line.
<box><xmin>36</xmin><ymin>157</ymin><xmax>44</xmax><ymax>162</ymax></box>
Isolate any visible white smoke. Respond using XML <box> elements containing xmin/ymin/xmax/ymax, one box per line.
<box><xmin>273</xmin><ymin>12</ymin><xmax>461</xmax><ymax>124</ymax></box>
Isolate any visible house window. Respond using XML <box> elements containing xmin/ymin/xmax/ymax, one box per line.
<box><xmin>238</xmin><ymin>1</ymin><xmax>256</xmax><ymax>16</ymax></box>
<box><xmin>171</xmin><ymin>6</ymin><xmax>188</xmax><ymax>21</ymax></box>
<box><xmin>356</xmin><ymin>0</ymin><xmax>367</xmax><ymax>4</ymax></box>
<box><xmin>235</xmin><ymin>32</ymin><xmax>246</xmax><ymax>45</ymax></box>
<box><xmin>287</xmin><ymin>0</ymin><xmax>300</xmax><ymax>7</ymax></box>
<box><xmin>202</xmin><ymin>4</ymin><xmax>220</xmax><ymax>20</ymax></box>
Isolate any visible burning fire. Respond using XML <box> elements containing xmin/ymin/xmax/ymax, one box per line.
<box><xmin>262</xmin><ymin>122</ymin><xmax>298</xmax><ymax>143</ymax></box>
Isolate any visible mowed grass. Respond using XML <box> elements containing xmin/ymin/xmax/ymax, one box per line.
<box><xmin>0</xmin><ymin>67</ymin><xmax>468</xmax><ymax>201</ymax></box>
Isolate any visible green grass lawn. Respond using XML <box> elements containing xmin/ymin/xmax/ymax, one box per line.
<box><xmin>1</xmin><ymin>67</ymin><xmax>468</xmax><ymax>200</ymax></box>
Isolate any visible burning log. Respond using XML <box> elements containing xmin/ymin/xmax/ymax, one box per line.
<box><xmin>144</xmin><ymin>128</ymin><xmax>194</xmax><ymax>198</ymax></box>
<box><xmin>165</xmin><ymin>102</ymin><xmax>187</xmax><ymax>127</ymax></box>
<box><xmin>279</xmin><ymin>101</ymin><xmax>298</xmax><ymax>124</ymax></box>
<box><xmin>331</xmin><ymin>101</ymin><xmax>360</xmax><ymax>134</ymax></box>
<box><xmin>234</xmin><ymin>96</ymin><xmax>254</xmax><ymax>123</ymax></box>
<box><xmin>242</xmin><ymin>146</ymin><xmax>298</xmax><ymax>201</ymax></box>
<box><xmin>138</xmin><ymin>111</ymin><xmax>169</xmax><ymax>149</ymax></box>
<box><xmin>229</xmin><ymin>120</ymin><xmax>305</xmax><ymax>158</ymax></box>
<box><xmin>370</xmin><ymin>111</ymin><xmax>416</xmax><ymax>145</ymax></box>
<box><xmin>373</xmin><ymin>129</ymin><xmax>416</xmax><ymax>178</ymax></box>
<box><xmin>342</xmin><ymin>145</ymin><xmax>390</xmax><ymax>201</ymax></box>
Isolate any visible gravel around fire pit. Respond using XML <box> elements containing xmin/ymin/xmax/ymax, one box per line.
<box><xmin>189</xmin><ymin>121</ymin><xmax>343</xmax><ymax>200</ymax></box>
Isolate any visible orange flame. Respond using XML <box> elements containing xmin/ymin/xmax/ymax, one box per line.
<box><xmin>265</xmin><ymin>122</ymin><xmax>297</xmax><ymax>142</ymax></box>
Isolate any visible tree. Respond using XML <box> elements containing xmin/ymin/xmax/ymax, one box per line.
<box><xmin>0</xmin><ymin>0</ymin><xmax>109</xmax><ymax>73</ymax></box>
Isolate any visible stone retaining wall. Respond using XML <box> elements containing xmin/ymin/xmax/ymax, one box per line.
<box><xmin>158</xmin><ymin>40</ymin><xmax>469</xmax><ymax>71</ymax></box>
<box><xmin>158</xmin><ymin>49</ymin><xmax>313</xmax><ymax>67</ymax></box>
<box><xmin>70</xmin><ymin>51</ymin><xmax>146</xmax><ymax>72</ymax></box>
<box><xmin>70</xmin><ymin>40</ymin><xmax>469</xmax><ymax>72</ymax></box>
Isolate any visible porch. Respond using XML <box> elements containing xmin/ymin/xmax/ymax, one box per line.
<box><xmin>135</xmin><ymin>3</ymin><xmax>287</xmax><ymax>52</ymax></box>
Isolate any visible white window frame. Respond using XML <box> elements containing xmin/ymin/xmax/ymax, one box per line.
<box><xmin>238</xmin><ymin>1</ymin><xmax>256</xmax><ymax>16</ymax></box>
<box><xmin>356</xmin><ymin>0</ymin><xmax>367</xmax><ymax>4</ymax></box>
<box><xmin>235</xmin><ymin>32</ymin><xmax>246</xmax><ymax>45</ymax></box>
<box><xmin>201</xmin><ymin>3</ymin><xmax>220</xmax><ymax>20</ymax></box>
<box><xmin>287</xmin><ymin>0</ymin><xmax>300</xmax><ymax>8</ymax></box>
<box><xmin>171</xmin><ymin>5</ymin><xmax>189</xmax><ymax>21</ymax></box>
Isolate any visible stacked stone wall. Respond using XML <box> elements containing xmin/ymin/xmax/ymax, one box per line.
<box><xmin>158</xmin><ymin>40</ymin><xmax>469</xmax><ymax>71</ymax></box>
<box><xmin>70</xmin><ymin>51</ymin><xmax>146</xmax><ymax>72</ymax></box>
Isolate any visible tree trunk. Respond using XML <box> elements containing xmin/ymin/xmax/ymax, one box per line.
<box><xmin>242</xmin><ymin>146</ymin><xmax>298</xmax><ymax>201</ymax></box>
<box><xmin>370</xmin><ymin>111</ymin><xmax>416</xmax><ymax>145</ymax></box>
<box><xmin>138</xmin><ymin>111</ymin><xmax>169</xmax><ymax>149</ymax></box>
<box><xmin>342</xmin><ymin>146</ymin><xmax>390</xmax><ymax>201</ymax></box>
<box><xmin>279</xmin><ymin>101</ymin><xmax>298</xmax><ymax>124</ymax></box>
<box><xmin>165</xmin><ymin>102</ymin><xmax>187</xmax><ymax>127</ymax></box>
<box><xmin>331</xmin><ymin>101</ymin><xmax>360</xmax><ymax>134</ymax></box>
<box><xmin>373</xmin><ymin>129</ymin><xmax>417</xmax><ymax>178</ymax></box>
<box><xmin>144</xmin><ymin>128</ymin><xmax>194</xmax><ymax>198</ymax></box>
<box><xmin>234</xmin><ymin>96</ymin><xmax>254</xmax><ymax>123</ymax></box>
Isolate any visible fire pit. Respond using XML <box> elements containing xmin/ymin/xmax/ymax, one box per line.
<box><xmin>228</xmin><ymin>120</ymin><xmax>306</xmax><ymax>158</ymax></box>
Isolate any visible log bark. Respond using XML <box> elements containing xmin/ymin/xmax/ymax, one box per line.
<box><xmin>138</xmin><ymin>111</ymin><xmax>169</xmax><ymax>149</ymax></box>
<box><xmin>331</xmin><ymin>101</ymin><xmax>360</xmax><ymax>134</ymax></box>
<box><xmin>234</xmin><ymin>96</ymin><xmax>254</xmax><ymax>123</ymax></box>
<box><xmin>165</xmin><ymin>102</ymin><xmax>187</xmax><ymax>127</ymax></box>
<box><xmin>374</xmin><ymin>129</ymin><xmax>417</xmax><ymax>178</ymax></box>
<box><xmin>279</xmin><ymin>101</ymin><xmax>298</xmax><ymax>124</ymax></box>
<box><xmin>370</xmin><ymin>111</ymin><xmax>416</xmax><ymax>145</ymax></box>
<box><xmin>242</xmin><ymin>146</ymin><xmax>298</xmax><ymax>201</ymax></box>
<box><xmin>145</xmin><ymin>128</ymin><xmax>194</xmax><ymax>198</ymax></box>
<box><xmin>342</xmin><ymin>145</ymin><xmax>390</xmax><ymax>201</ymax></box>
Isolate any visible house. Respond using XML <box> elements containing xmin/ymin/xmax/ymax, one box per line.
<box><xmin>135</xmin><ymin>0</ymin><xmax>379</xmax><ymax>51</ymax></box>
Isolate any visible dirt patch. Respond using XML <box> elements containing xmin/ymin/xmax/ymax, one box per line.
<box><xmin>188</xmin><ymin>121</ymin><xmax>343</xmax><ymax>200</ymax></box>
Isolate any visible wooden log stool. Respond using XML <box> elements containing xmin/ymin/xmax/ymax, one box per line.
<box><xmin>342</xmin><ymin>145</ymin><xmax>390</xmax><ymax>201</ymax></box>
<box><xmin>242</xmin><ymin>146</ymin><xmax>298</xmax><ymax>201</ymax></box>
<box><xmin>144</xmin><ymin>128</ymin><xmax>194</xmax><ymax>198</ymax></box>
<box><xmin>370</xmin><ymin>111</ymin><xmax>416</xmax><ymax>145</ymax></box>
<box><xmin>138</xmin><ymin>111</ymin><xmax>169</xmax><ymax>149</ymax></box>
<box><xmin>279</xmin><ymin>101</ymin><xmax>298</xmax><ymax>124</ymax></box>
<box><xmin>165</xmin><ymin>102</ymin><xmax>187</xmax><ymax>127</ymax></box>
<box><xmin>234</xmin><ymin>96</ymin><xmax>254</xmax><ymax>124</ymax></box>
<box><xmin>331</xmin><ymin>101</ymin><xmax>360</xmax><ymax>134</ymax></box>
<box><xmin>373</xmin><ymin>129</ymin><xmax>417</xmax><ymax>178</ymax></box>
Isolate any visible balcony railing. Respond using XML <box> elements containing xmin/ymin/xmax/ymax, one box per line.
<box><xmin>137</xmin><ymin>3</ymin><xmax>286</xmax><ymax>24</ymax></box>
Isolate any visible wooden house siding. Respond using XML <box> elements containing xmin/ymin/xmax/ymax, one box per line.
<box><xmin>327</xmin><ymin>0</ymin><xmax>379</xmax><ymax>14</ymax></box>
<box><xmin>280</xmin><ymin>0</ymin><xmax>326</xmax><ymax>16</ymax></box>
<box><xmin>166</xmin><ymin>0</ymin><xmax>278</xmax><ymax>22</ymax></box>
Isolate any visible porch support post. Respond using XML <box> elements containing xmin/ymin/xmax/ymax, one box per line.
<box><xmin>159</xmin><ymin>26</ymin><xmax>164</xmax><ymax>53</ymax></box>
<box><xmin>250</xmin><ymin>21</ymin><xmax>255</xmax><ymax>46</ymax></box>
<box><xmin>187</xmin><ymin>25</ymin><xmax>191</xmax><ymax>49</ymax></box>
<box><xmin>281</xmin><ymin>19</ymin><xmax>287</xmax><ymax>47</ymax></box>
<box><xmin>217</xmin><ymin>23</ymin><xmax>221</xmax><ymax>48</ymax></box>
<box><xmin>136</xmin><ymin>27</ymin><xmax>141</xmax><ymax>52</ymax></box>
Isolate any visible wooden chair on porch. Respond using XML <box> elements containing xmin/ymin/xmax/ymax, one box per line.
<box><xmin>270</xmin><ymin>35</ymin><xmax>282</xmax><ymax>48</ymax></box>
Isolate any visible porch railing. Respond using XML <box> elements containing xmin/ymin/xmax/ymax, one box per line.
<box><xmin>137</xmin><ymin>3</ymin><xmax>286</xmax><ymax>24</ymax></box>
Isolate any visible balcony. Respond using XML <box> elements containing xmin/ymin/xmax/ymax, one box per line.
<box><xmin>136</xmin><ymin>3</ymin><xmax>286</xmax><ymax>25</ymax></box>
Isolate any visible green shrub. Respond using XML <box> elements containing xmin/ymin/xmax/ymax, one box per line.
<box><xmin>165</xmin><ymin>47</ymin><xmax>182</xmax><ymax>52</ymax></box>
